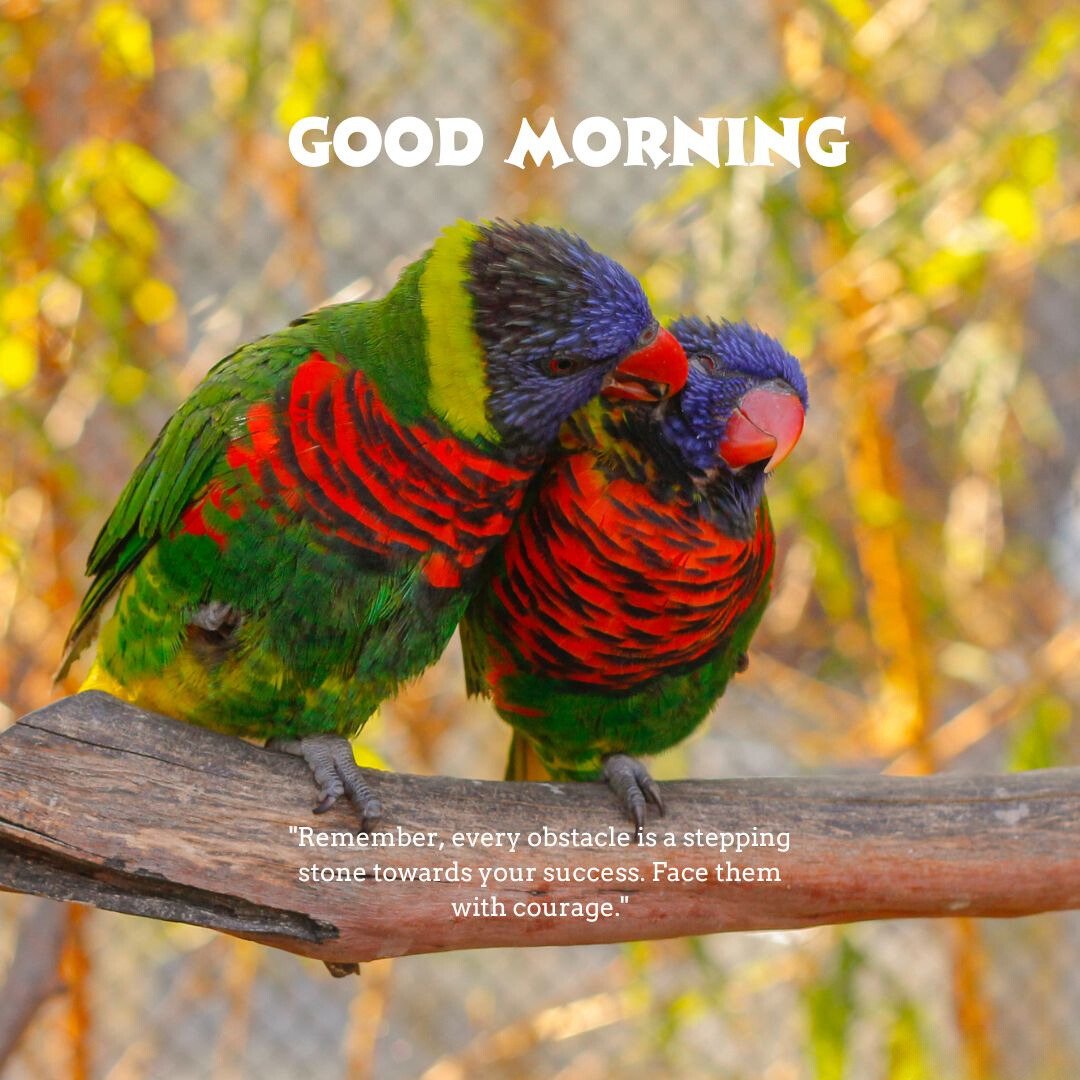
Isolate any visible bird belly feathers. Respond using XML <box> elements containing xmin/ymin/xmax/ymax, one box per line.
<box><xmin>465</xmin><ymin>452</ymin><xmax>775</xmax><ymax>777</ymax></box>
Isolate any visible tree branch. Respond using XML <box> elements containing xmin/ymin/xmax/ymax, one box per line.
<box><xmin>1</xmin><ymin>692</ymin><xmax>1077</xmax><ymax>965</ymax></box>
<box><xmin>0</xmin><ymin>899</ymin><xmax>67</xmax><ymax>1067</ymax></box>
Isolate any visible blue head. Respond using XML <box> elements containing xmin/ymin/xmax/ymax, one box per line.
<box><xmin>465</xmin><ymin>221</ymin><xmax>687</xmax><ymax>450</ymax></box>
<box><xmin>664</xmin><ymin>317</ymin><xmax>808</xmax><ymax>476</ymax></box>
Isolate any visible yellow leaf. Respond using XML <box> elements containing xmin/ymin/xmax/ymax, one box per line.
<box><xmin>274</xmin><ymin>38</ymin><xmax>330</xmax><ymax>131</ymax></box>
<box><xmin>131</xmin><ymin>279</ymin><xmax>176</xmax><ymax>325</ymax></box>
<box><xmin>1</xmin><ymin>284</ymin><xmax>37</xmax><ymax>325</ymax></box>
<box><xmin>100</xmin><ymin>194</ymin><xmax>157</xmax><ymax>253</ymax></box>
<box><xmin>982</xmin><ymin>182</ymin><xmax>1038</xmax><ymax>244</ymax></box>
<box><xmin>68</xmin><ymin>138</ymin><xmax>111</xmax><ymax>186</ymax></box>
<box><xmin>71</xmin><ymin>244</ymin><xmax>107</xmax><ymax>289</ymax></box>
<box><xmin>911</xmin><ymin>249</ymin><xmax>981</xmax><ymax>296</ymax></box>
<box><xmin>823</xmin><ymin>0</ymin><xmax>872</xmax><ymax>28</ymax></box>
<box><xmin>106</xmin><ymin>363</ymin><xmax>148</xmax><ymax>405</ymax></box>
<box><xmin>0</xmin><ymin>336</ymin><xmax>37</xmax><ymax>390</ymax></box>
<box><xmin>113</xmin><ymin>142</ymin><xmax>178</xmax><ymax>208</ymax></box>
<box><xmin>641</xmin><ymin>262</ymin><xmax>682</xmax><ymax>310</ymax></box>
<box><xmin>93</xmin><ymin>0</ymin><xmax>154</xmax><ymax>81</ymax></box>
<box><xmin>1014</xmin><ymin>133</ymin><xmax>1057</xmax><ymax>189</ymax></box>
<box><xmin>1027</xmin><ymin>11</ymin><xmax>1080</xmax><ymax>79</ymax></box>
<box><xmin>854</xmin><ymin>489</ymin><xmax>903</xmax><ymax>527</ymax></box>
<box><xmin>0</xmin><ymin>129</ymin><xmax>20</xmax><ymax>164</ymax></box>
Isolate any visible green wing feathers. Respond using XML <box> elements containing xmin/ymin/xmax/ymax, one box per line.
<box><xmin>58</xmin><ymin>322</ymin><xmax>321</xmax><ymax>677</ymax></box>
<box><xmin>60</xmin><ymin>381</ymin><xmax>231</xmax><ymax>676</ymax></box>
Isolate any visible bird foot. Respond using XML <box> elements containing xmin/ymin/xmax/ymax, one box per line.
<box><xmin>602</xmin><ymin>753</ymin><xmax>664</xmax><ymax>832</ymax></box>
<box><xmin>269</xmin><ymin>734</ymin><xmax>383</xmax><ymax>829</ymax></box>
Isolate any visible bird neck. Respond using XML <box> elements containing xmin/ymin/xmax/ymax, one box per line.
<box><xmin>414</xmin><ymin>221</ymin><xmax>501</xmax><ymax>447</ymax></box>
<box><xmin>560</xmin><ymin>398</ymin><xmax>768</xmax><ymax>541</ymax></box>
<box><xmin>661</xmin><ymin>402</ymin><xmax>768</xmax><ymax>539</ymax></box>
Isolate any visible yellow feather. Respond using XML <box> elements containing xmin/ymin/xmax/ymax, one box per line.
<box><xmin>80</xmin><ymin>656</ymin><xmax>210</xmax><ymax>724</ymax></box>
<box><xmin>80</xmin><ymin>661</ymin><xmax>137</xmax><ymax>702</ymax></box>
<box><xmin>420</xmin><ymin>219</ymin><xmax>498</xmax><ymax>443</ymax></box>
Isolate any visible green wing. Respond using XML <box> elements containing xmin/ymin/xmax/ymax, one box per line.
<box><xmin>57</xmin><ymin>318</ymin><xmax>328</xmax><ymax>677</ymax></box>
<box><xmin>58</xmin><ymin>266</ymin><xmax>435</xmax><ymax>680</ymax></box>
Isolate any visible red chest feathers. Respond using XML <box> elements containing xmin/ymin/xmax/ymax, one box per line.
<box><xmin>491</xmin><ymin>453</ymin><xmax>774</xmax><ymax>689</ymax></box>
<box><xmin>214</xmin><ymin>352</ymin><xmax>532</xmax><ymax>587</ymax></box>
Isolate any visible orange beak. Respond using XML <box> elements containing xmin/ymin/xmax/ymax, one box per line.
<box><xmin>718</xmin><ymin>385</ymin><xmax>805</xmax><ymax>472</ymax></box>
<box><xmin>602</xmin><ymin>326</ymin><xmax>688</xmax><ymax>403</ymax></box>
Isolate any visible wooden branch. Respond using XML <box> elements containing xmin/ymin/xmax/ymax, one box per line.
<box><xmin>1</xmin><ymin>692</ymin><xmax>1078</xmax><ymax>966</ymax></box>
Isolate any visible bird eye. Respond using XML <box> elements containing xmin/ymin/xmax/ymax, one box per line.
<box><xmin>636</xmin><ymin>321</ymin><xmax>659</xmax><ymax>349</ymax></box>
<box><xmin>548</xmin><ymin>355</ymin><xmax>586</xmax><ymax>377</ymax></box>
<box><xmin>692</xmin><ymin>353</ymin><xmax>718</xmax><ymax>374</ymax></box>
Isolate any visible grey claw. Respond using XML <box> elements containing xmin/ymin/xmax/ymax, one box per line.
<box><xmin>269</xmin><ymin>735</ymin><xmax>382</xmax><ymax>829</ymax></box>
<box><xmin>641</xmin><ymin>775</ymin><xmax>665</xmax><ymax>815</ymax></box>
<box><xmin>340</xmin><ymin>769</ymin><xmax>383</xmax><ymax>827</ymax></box>
<box><xmin>602</xmin><ymin>753</ymin><xmax>663</xmax><ymax>830</ymax></box>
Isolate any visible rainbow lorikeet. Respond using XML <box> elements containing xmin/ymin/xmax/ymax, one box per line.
<box><xmin>58</xmin><ymin>220</ymin><xmax>688</xmax><ymax>826</ymax></box>
<box><xmin>460</xmin><ymin>317</ymin><xmax>807</xmax><ymax>828</ymax></box>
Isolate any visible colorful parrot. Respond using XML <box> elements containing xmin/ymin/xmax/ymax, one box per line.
<box><xmin>460</xmin><ymin>317</ymin><xmax>807</xmax><ymax>828</ymax></box>
<box><xmin>59</xmin><ymin>220</ymin><xmax>688</xmax><ymax>826</ymax></box>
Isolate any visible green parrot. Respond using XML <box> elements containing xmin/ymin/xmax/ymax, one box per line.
<box><xmin>59</xmin><ymin>220</ymin><xmax>688</xmax><ymax>825</ymax></box>
<box><xmin>461</xmin><ymin>318</ymin><xmax>807</xmax><ymax>827</ymax></box>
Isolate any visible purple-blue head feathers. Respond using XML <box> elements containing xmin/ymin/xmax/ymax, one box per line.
<box><xmin>664</xmin><ymin>317</ymin><xmax>808</xmax><ymax>476</ymax></box>
<box><xmin>466</xmin><ymin>221</ymin><xmax>680</xmax><ymax>450</ymax></box>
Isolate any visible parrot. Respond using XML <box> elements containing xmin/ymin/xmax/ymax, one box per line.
<box><xmin>460</xmin><ymin>317</ymin><xmax>807</xmax><ymax>828</ymax></box>
<box><xmin>58</xmin><ymin>219</ymin><xmax>689</xmax><ymax>826</ymax></box>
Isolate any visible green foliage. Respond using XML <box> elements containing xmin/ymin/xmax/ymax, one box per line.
<box><xmin>803</xmin><ymin>937</ymin><xmax>863</xmax><ymax>1080</ymax></box>
<box><xmin>885</xmin><ymin>998</ymin><xmax>934</xmax><ymax>1080</ymax></box>
<box><xmin>1009</xmin><ymin>693</ymin><xmax>1073</xmax><ymax>770</ymax></box>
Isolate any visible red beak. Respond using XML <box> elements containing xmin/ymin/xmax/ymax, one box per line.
<box><xmin>718</xmin><ymin>385</ymin><xmax>805</xmax><ymax>472</ymax></box>
<box><xmin>602</xmin><ymin>326</ymin><xmax>688</xmax><ymax>402</ymax></box>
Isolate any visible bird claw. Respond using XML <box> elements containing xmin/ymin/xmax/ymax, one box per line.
<box><xmin>602</xmin><ymin>753</ymin><xmax>664</xmax><ymax>832</ymax></box>
<box><xmin>269</xmin><ymin>735</ymin><xmax>383</xmax><ymax>830</ymax></box>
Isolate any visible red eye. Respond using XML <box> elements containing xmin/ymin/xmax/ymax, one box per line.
<box><xmin>693</xmin><ymin>353</ymin><xmax>718</xmax><ymax>373</ymax></box>
<box><xmin>549</xmin><ymin>355</ymin><xmax>584</xmax><ymax>376</ymax></box>
<box><xmin>636</xmin><ymin>321</ymin><xmax>659</xmax><ymax>348</ymax></box>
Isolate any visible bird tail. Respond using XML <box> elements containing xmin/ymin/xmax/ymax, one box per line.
<box><xmin>504</xmin><ymin>732</ymin><xmax>552</xmax><ymax>781</ymax></box>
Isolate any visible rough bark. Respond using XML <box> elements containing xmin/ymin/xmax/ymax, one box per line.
<box><xmin>1</xmin><ymin>692</ymin><xmax>1077</xmax><ymax>966</ymax></box>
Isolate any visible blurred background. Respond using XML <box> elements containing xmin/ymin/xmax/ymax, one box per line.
<box><xmin>1</xmin><ymin>0</ymin><xmax>1078</xmax><ymax>1076</ymax></box>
